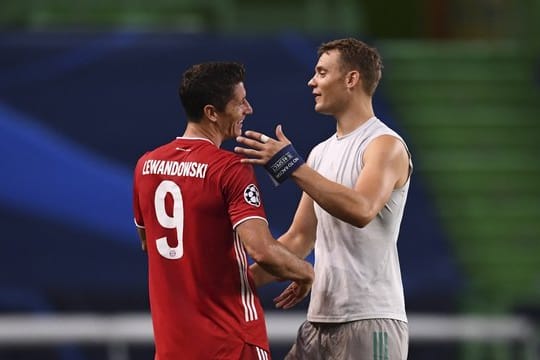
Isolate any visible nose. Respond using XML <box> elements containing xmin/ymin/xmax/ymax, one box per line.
<box><xmin>307</xmin><ymin>76</ymin><xmax>316</xmax><ymax>88</ymax></box>
<box><xmin>244</xmin><ymin>99</ymin><xmax>253</xmax><ymax>114</ymax></box>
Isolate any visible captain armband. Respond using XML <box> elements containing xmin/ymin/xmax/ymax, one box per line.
<box><xmin>264</xmin><ymin>144</ymin><xmax>305</xmax><ymax>186</ymax></box>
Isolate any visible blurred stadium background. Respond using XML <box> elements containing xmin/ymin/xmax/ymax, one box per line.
<box><xmin>1</xmin><ymin>0</ymin><xmax>539</xmax><ymax>359</ymax></box>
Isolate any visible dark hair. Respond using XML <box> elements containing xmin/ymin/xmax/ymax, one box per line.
<box><xmin>179</xmin><ymin>62</ymin><xmax>246</xmax><ymax>122</ymax></box>
<box><xmin>318</xmin><ymin>38</ymin><xmax>383</xmax><ymax>96</ymax></box>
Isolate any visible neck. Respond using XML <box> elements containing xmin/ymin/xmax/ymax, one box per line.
<box><xmin>334</xmin><ymin>96</ymin><xmax>375</xmax><ymax>137</ymax></box>
<box><xmin>182</xmin><ymin>122</ymin><xmax>222</xmax><ymax>147</ymax></box>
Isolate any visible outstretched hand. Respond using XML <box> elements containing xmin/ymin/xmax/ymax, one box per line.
<box><xmin>235</xmin><ymin>125</ymin><xmax>291</xmax><ymax>165</ymax></box>
<box><xmin>273</xmin><ymin>280</ymin><xmax>312</xmax><ymax>310</ymax></box>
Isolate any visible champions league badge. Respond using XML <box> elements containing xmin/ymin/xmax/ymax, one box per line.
<box><xmin>244</xmin><ymin>184</ymin><xmax>261</xmax><ymax>207</ymax></box>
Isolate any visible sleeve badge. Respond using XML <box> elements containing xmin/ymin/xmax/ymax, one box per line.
<box><xmin>243</xmin><ymin>184</ymin><xmax>261</xmax><ymax>207</ymax></box>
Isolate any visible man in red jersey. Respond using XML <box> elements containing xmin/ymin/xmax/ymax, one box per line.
<box><xmin>133</xmin><ymin>62</ymin><xmax>314</xmax><ymax>360</ymax></box>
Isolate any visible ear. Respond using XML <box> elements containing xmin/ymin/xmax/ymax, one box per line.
<box><xmin>203</xmin><ymin>105</ymin><xmax>218</xmax><ymax>123</ymax></box>
<box><xmin>345</xmin><ymin>70</ymin><xmax>360</xmax><ymax>89</ymax></box>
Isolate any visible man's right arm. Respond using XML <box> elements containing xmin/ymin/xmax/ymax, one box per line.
<box><xmin>248</xmin><ymin>193</ymin><xmax>317</xmax><ymax>286</ymax></box>
<box><xmin>237</xmin><ymin>217</ymin><xmax>313</xmax><ymax>283</ymax></box>
<box><xmin>237</xmin><ymin>217</ymin><xmax>314</xmax><ymax>308</ymax></box>
<box><xmin>236</xmin><ymin>127</ymin><xmax>410</xmax><ymax>228</ymax></box>
<box><xmin>136</xmin><ymin>227</ymin><xmax>147</xmax><ymax>252</ymax></box>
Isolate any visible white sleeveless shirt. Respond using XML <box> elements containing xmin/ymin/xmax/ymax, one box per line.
<box><xmin>306</xmin><ymin>117</ymin><xmax>410</xmax><ymax>323</ymax></box>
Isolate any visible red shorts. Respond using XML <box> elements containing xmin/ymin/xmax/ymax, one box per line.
<box><xmin>154</xmin><ymin>341</ymin><xmax>270</xmax><ymax>359</ymax></box>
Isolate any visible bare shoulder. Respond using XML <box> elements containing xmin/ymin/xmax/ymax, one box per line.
<box><xmin>365</xmin><ymin>134</ymin><xmax>408</xmax><ymax>160</ymax></box>
<box><xmin>364</xmin><ymin>135</ymin><xmax>410</xmax><ymax>187</ymax></box>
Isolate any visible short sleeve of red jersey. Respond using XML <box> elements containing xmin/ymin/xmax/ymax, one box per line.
<box><xmin>132</xmin><ymin>155</ymin><xmax>146</xmax><ymax>228</ymax></box>
<box><xmin>222</xmin><ymin>160</ymin><xmax>267</xmax><ymax>229</ymax></box>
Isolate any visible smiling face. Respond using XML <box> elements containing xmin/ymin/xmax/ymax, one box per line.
<box><xmin>307</xmin><ymin>50</ymin><xmax>350</xmax><ymax>116</ymax></box>
<box><xmin>217</xmin><ymin>82</ymin><xmax>253</xmax><ymax>139</ymax></box>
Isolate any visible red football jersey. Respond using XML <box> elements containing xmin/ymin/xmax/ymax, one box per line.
<box><xmin>133</xmin><ymin>137</ymin><xmax>270</xmax><ymax>360</ymax></box>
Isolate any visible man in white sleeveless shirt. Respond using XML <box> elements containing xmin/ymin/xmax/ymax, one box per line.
<box><xmin>236</xmin><ymin>38</ymin><xmax>411</xmax><ymax>360</ymax></box>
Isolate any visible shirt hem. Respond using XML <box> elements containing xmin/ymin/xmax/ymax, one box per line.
<box><xmin>233</xmin><ymin>216</ymin><xmax>268</xmax><ymax>229</ymax></box>
<box><xmin>307</xmin><ymin>313</ymin><xmax>407</xmax><ymax>323</ymax></box>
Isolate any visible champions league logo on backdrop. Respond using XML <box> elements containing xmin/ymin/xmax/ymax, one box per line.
<box><xmin>243</xmin><ymin>184</ymin><xmax>261</xmax><ymax>207</ymax></box>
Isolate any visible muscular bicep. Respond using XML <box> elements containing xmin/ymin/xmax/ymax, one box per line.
<box><xmin>354</xmin><ymin>135</ymin><xmax>410</xmax><ymax>216</ymax></box>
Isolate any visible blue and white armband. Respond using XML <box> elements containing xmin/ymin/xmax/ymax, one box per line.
<box><xmin>264</xmin><ymin>144</ymin><xmax>305</xmax><ymax>186</ymax></box>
